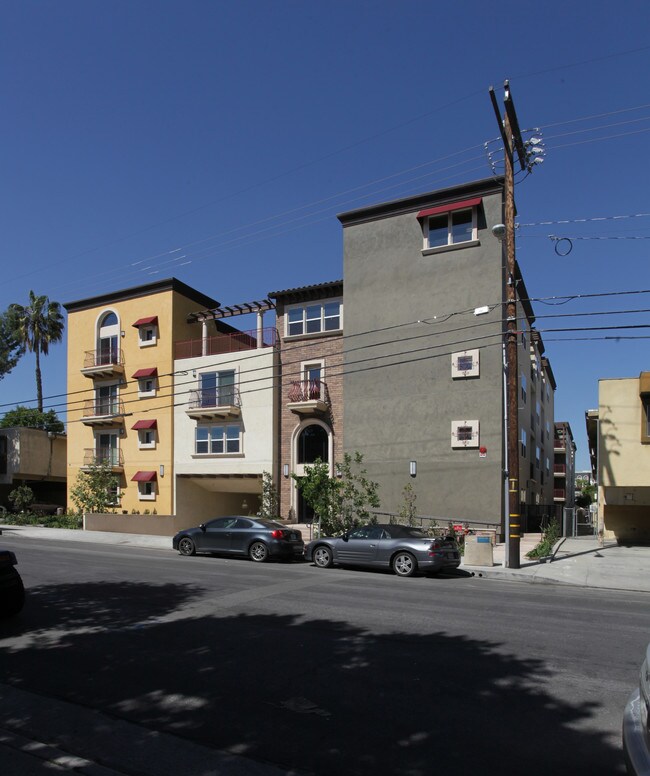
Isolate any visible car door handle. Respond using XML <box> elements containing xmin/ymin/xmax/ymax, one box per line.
<box><xmin>369</xmin><ymin>543</ymin><xmax>376</xmax><ymax>547</ymax></box>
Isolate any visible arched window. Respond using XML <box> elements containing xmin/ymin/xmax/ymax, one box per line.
<box><xmin>297</xmin><ymin>424</ymin><xmax>329</xmax><ymax>464</ymax></box>
<box><xmin>97</xmin><ymin>311</ymin><xmax>119</xmax><ymax>365</ymax></box>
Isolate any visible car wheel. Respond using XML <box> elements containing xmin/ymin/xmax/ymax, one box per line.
<box><xmin>313</xmin><ymin>545</ymin><xmax>334</xmax><ymax>568</ymax></box>
<box><xmin>392</xmin><ymin>551</ymin><xmax>417</xmax><ymax>577</ymax></box>
<box><xmin>249</xmin><ymin>541</ymin><xmax>269</xmax><ymax>563</ymax></box>
<box><xmin>178</xmin><ymin>537</ymin><xmax>196</xmax><ymax>556</ymax></box>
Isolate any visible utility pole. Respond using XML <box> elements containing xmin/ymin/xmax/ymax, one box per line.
<box><xmin>489</xmin><ymin>80</ymin><xmax>528</xmax><ymax>570</ymax></box>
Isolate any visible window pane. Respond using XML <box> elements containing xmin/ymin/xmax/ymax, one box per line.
<box><xmin>457</xmin><ymin>355</ymin><xmax>473</xmax><ymax>371</ymax></box>
<box><xmin>451</xmin><ymin>210</ymin><xmax>473</xmax><ymax>243</ymax></box>
<box><xmin>288</xmin><ymin>308</ymin><xmax>304</xmax><ymax>336</ymax></box>
<box><xmin>225</xmin><ymin>425</ymin><xmax>240</xmax><ymax>453</ymax></box>
<box><xmin>305</xmin><ymin>305</ymin><xmax>322</xmax><ymax>334</ymax></box>
<box><xmin>427</xmin><ymin>215</ymin><xmax>448</xmax><ymax>247</ymax></box>
<box><xmin>457</xmin><ymin>426</ymin><xmax>473</xmax><ymax>441</ymax></box>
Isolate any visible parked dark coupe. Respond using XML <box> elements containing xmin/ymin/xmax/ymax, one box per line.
<box><xmin>0</xmin><ymin>549</ymin><xmax>25</xmax><ymax>618</ymax></box>
<box><xmin>173</xmin><ymin>517</ymin><xmax>304</xmax><ymax>563</ymax></box>
<box><xmin>305</xmin><ymin>523</ymin><xmax>461</xmax><ymax>577</ymax></box>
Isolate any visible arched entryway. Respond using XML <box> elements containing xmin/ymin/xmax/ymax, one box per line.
<box><xmin>292</xmin><ymin>420</ymin><xmax>333</xmax><ymax>522</ymax></box>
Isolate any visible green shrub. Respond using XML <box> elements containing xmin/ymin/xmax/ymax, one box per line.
<box><xmin>0</xmin><ymin>512</ymin><xmax>82</xmax><ymax>529</ymax></box>
<box><xmin>526</xmin><ymin>517</ymin><xmax>561</xmax><ymax>559</ymax></box>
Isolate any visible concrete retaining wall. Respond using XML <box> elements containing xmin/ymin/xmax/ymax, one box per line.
<box><xmin>83</xmin><ymin>514</ymin><xmax>197</xmax><ymax>536</ymax></box>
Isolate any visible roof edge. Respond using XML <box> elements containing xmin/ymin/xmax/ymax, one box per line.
<box><xmin>64</xmin><ymin>278</ymin><xmax>219</xmax><ymax>313</ymax></box>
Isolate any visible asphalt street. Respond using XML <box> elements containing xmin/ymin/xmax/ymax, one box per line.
<box><xmin>1</xmin><ymin>536</ymin><xmax>649</xmax><ymax>775</ymax></box>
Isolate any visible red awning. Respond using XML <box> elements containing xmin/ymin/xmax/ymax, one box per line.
<box><xmin>131</xmin><ymin>470</ymin><xmax>157</xmax><ymax>482</ymax></box>
<box><xmin>131</xmin><ymin>419</ymin><xmax>157</xmax><ymax>430</ymax></box>
<box><xmin>132</xmin><ymin>316</ymin><xmax>158</xmax><ymax>328</ymax></box>
<box><xmin>131</xmin><ymin>367</ymin><xmax>158</xmax><ymax>379</ymax></box>
<box><xmin>417</xmin><ymin>197</ymin><xmax>482</xmax><ymax>219</ymax></box>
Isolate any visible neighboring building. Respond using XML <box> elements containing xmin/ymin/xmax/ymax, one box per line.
<box><xmin>589</xmin><ymin>374</ymin><xmax>650</xmax><ymax>543</ymax></box>
<box><xmin>269</xmin><ymin>281</ymin><xmax>344</xmax><ymax>522</ymax></box>
<box><xmin>64</xmin><ymin>279</ymin><xmax>236</xmax><ymax>515</ymax></box>
<box><xmin>575</xmin><ymin>470</ymin><xmax>595</xmax><ymax>490</ymax></box>
<box><xmin>337</xmin><ymin>178</ymin><xmax>556</xmax><ymax>534</ymax></box>
<box><xmin>0</xmin><ymin>427</ymin><xmax>66</xmax><ymax>510</ymax></box>
<box><xmin>553</xmin><ymin>421</ymin><xmax>577</xmax><ymax>512</ymax></box>
<box><xmin>173</xmin><ymin>300</ymin><xmax>278</xmax><ymax>521</ymax></box>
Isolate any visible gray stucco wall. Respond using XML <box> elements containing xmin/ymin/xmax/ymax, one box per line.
<box><xmin>341</xmin><ymin>187</ymin><xmax>506</xmax><ymax>525</ymax></box>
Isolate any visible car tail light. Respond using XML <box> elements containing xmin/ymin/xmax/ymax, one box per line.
<box><xmin>271</xmin><ymin>529</ymin><xmax>286</xmax><ymax>539</ymax></box>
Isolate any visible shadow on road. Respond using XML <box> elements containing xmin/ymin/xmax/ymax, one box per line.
<box><xmin>0</xmin><ymin>580</ymin><xmax>625</xmax><ymax>775</ymax></box>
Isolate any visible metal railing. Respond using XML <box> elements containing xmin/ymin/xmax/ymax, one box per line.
<box><xmin>82</xmin><ymin>399</ymin><xmax>125</xmax><ymax>418</ymax></box>
<box><xmin>175</xmin><ymin>327</ymin><xmax>277</xmax><ymax>360</ymax></box>
<box><xmin>287</xmin><ymin>380</ymin><xmax>330</xmax><ymax>404</ymax></box>
<box><xmin>187</xmin><ymin>387</ymin><xmax>241</xmax><ymax>410</ymax></box>
<box><xmin>83</xmin><ymin>348</ymin><xmax>124</xmax><ymax>368</ymax></box>
<box><xmin>553</xmin><ymin>488</ymin><xmax>566</xmax><ymax>499</ymax></box>
<box><xmin>553</xmin><ymin>464</ymin><xmax>566</xmax><ymax>474</ymax></box>
<box><xmin>83</xmin><ymin>447</ymin><xmax>124</xmax><ymax>467</ymax></box>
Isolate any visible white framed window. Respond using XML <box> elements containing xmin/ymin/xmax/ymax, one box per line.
<box><xmin>520</xmin><ymin>429</ymin><xmax>527</xmax><ymax>458</ymax></box>
<box><xmin>535</xmin><ymin>446</ymin><xmax>541</xmax><ymax>469</ymax></box>
<box><xmin>138</xmin><ymin>429</ymin><xmax>156</xmax><ymax>450</ymax></box>
<box><xmin>422</xmin><ymin>208</ymin><xmax>478</xmax><ymax>253</ymax></box>
<box><xmin>286</xmin><ymin>300</ymin><xmax>342</xmax><ymax>337</ymax></box>
<box><xmin>451</xmin><ymin>419</ymin><xmax>479</xmax><ymax>448</ymax></box>
<box><xmin>138</xmin><ymin>481</ymin><xmax>156</xmax><ymax>501</ymax></box>
<box><xmin>199</xmin><ymin>370</ymin><xmax>237</xmax><ymax>408</ymax></box>
<box><xmin>546</xmin><ymin>457</ymin><xmax>550</xmax><ymax>477</ymax></box>
<box><xmin>195</xmin><ymin>424</ymin><xmax>242</xmax><ymax>455</ymax></box>
<box><xmin>451</xmin><ymin>349</ymin><xmax>479</xmax><ymax>378</ymax></box>
<box><xmin>138</xmin><ymin>325</ymin><xmax>157</xmax><ymax>347</ymax></box>
<box><xmin>138</xmin><ymin>377</ymin><xmax>157</xmax><ymax>398</ymax></box>
<box><xmin>520</xmin><ymin>374</ymin><xmax>527</xmax><ymax>404</ymax></box>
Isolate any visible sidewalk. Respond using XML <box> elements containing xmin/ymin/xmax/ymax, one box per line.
<box><xmin>2</xmin><ymin>523</ymin><xmax>650</xmax><ymax>593</ymax></box>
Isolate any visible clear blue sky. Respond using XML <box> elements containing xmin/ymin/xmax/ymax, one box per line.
<box><xmin>1</xmin><ymin>0</ymin><xmax>649</xmax><ymax>471</ymax></box>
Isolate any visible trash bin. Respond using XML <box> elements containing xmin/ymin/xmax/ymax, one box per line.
<box><xmin>464</xmin><ymin>535</ymin><xmax>494</xmax><ymax>567</ymax></box>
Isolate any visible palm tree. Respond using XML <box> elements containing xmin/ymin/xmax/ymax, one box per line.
<box><xmin>9</xmin><ymin>291</ymin><xmax>64</xmax><ymax>412</ymax></box>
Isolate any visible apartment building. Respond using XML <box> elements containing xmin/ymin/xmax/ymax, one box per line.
<box><xmin>269</xmin><ymin>281</ymin><xmax>344</xmax><ymax>522</ymax></box>
<box><xmin>0</xmin><ymin>427</ymin><xmax>66</xmax><ymax>510</ymax></box>
<box><xmin>173</xmin><ymin>300</ymin><xmax>278</xmax><ymax>521</ymax></box>
<box><xmin>64</xmin><ymin>278</ymin><xmax>236</xmax><ymax>514</ymax></box>
<box><xmin>338</xmin><ymin>178</ymin><xmax>556</xmax><ymax>534</ymax></box>
<box><xmin>553</xmin><ymin>421</ymin><xmax>576</xmax><ymax>513</ymax></box>
<box><xmin>591</xmin><ymin>374</ymin><xmax>650</xmax><ymax>543</ymax></box>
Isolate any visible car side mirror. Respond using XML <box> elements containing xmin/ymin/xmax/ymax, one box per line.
<box><xmin>199</xmin><ymin>524</ymin><xmax>206</xmax><ymax>532</ymax></box>
<box><xmin>341</xmin><ymin>532</ymin><xmax>349</xmax><ymax>542</ymax></box>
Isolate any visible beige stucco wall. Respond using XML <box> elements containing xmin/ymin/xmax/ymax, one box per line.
<box><xmin>0</xmin><ymin>428</ymin><xmax>66</xmax><ymax>483</ymax></box>
<box><xmin>598</xmin><ymin>377</ymin><xmax>650</xmax><ymax>541</ymax></box>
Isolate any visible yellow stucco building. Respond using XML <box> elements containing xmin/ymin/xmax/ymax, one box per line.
<box><xmin>64</xmin><ymin>278</ymin><xmax>231</xmax><ymax>515</ymax></box>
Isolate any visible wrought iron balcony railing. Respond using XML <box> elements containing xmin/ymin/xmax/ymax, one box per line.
<box><xmin>188</xmin><ymin>387</ymin><xmax>241</xmax><ymax>410</ymax></box>
<box><xmin>83</xmin><ymin>447</ymin><xmax>124</xmax><ymax>467</ymax></box>
<box><xmin>83</xmin><ymin>348</ymin><xmax>125</xmax><ymax>369</ymax></box>
<box><xmin>175</xmin><ymin>327</ymin><xmax>277</xmax><ymax>360</ymax></box>
<box><xmin>82</xmin><ymin>399</ymin><xmax>125</xmax><ymax>418</ymax></box>
<box><xmin>287</xmin><ymin>380</ymin><xmax>330</xmax><ymax>405</ymax></box>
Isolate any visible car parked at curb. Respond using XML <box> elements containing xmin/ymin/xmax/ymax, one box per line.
<box><xmin>305</xmin><ymin>523</ymin><xmax>461</xmax><ymax>577</ymax></box>
<box><xmin>0</xmin><ymin>549</ymin><xmax>25</xmax><ymax>618</ymax></box>
<box><xmin>173</xmin><ymin>517</ymin><xmax>304</xmax><ymax>563</ymax></box>
<box><xmin>623</xmin><ymin>642</ymin><xmax>650</xmax><ymax>775</ymax></box>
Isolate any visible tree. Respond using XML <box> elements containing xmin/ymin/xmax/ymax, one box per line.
<box><xmin>0</xmin><ymin>310</ymin><xmax>24</xmax><ymax>380</ymax></box>
<box><xmin>70</xmin><ymin>462</ymin><xmax>119</xmax><ymax>514</ymax></box>
<box><xmin>8</xmin><ymin>291</ymin><xmax>64</xmax><ymax>412</ymax></box>
<box><xmin>0</xmin><ymin>406</ymin><xmax>64</xmax><ymax>433</ymax></box>
<box><xmin>293</xmin><ymin>452</ymin><xmax>380</xmax><ymax>536</ymax></box>
<box><xmin>398</xmin><ymin>482</ymin><xmax>418</xmax><ymax>526</ymax></box>
<box><xmin>575</xmin><ymin>483</ymin><xmax>596</xmax><ymax>508</ymax></box>
<box><xmin>257</xmin><ymin>471</ymin><xmax>279</xmax><ymax>519</ymax></box>
<box><xmin>8</xmin><ymin>485</ymin><xmax>34</xmax><ymax>513</ymax></box>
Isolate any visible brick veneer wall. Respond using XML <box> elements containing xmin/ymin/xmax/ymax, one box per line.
<box><xmin>276</xmin><ymin>307</ymin><xmax>344</xmax><ymax>521</ymax></box>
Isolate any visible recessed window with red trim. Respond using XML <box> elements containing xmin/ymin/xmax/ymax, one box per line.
<box><xmin>418</xmin><ymin>197</ymin><xmax>481</xmax><ymax>253</ymax></box>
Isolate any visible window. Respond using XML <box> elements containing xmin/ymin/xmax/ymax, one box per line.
<box><xmin>535</xmin><ymin>446</ymin><xmax>541</xmax><ymax>469</ymax></box>
<box><xmin>138</xmin><ymin>481</ymin><xmax>156</xmax><ymax>500</ymax></box>
<box><xmin>195</xmin><ymin>424</ymin><xmax>241</xmax><ymax>455</ymax></box>
<box><xmin>451</xmin><ymin>419</ymin><xmax>479</xmax><ymax>448</ymax></box>
<box><xmin>521</xmin><ymin>374</ymin><xmax>527</xmax><ymax>404</ymax></box>
<box><xmin>422</xmin><ymin>208</ymin><xmax>478</xmax><ymax>253</ymax></box>
<box><xmin>95</xmin><ymin>432</ymin><xmax>120</xmax><ymax>466</ymax></box>
<box><xmin>138</xmin><ymin>378</ymin><xmax>156</xmax><ymax>398</ymax></box>
<box><xmin>139</xmin><ymin>326</ymin><xmax>157</xmax><ymax>346</ymax></box>
<box><xmin>95</xmin><ymin>383</ymin><xmax>119</xmax><ymax>416</ymax></box>
<box><xmin>297</xmin><ymin>424</ymin><xmax>329</xmax><ymax>463</ymax></box>
<box><xmin>199</xmin><ymin>370</ymin><xmax>236</xmax><ymax>407</ymax></box>
<box><xmin>521</xmin><ymin>329</ymin><xmax>527</xmax><ymax>350</ymax></box>
<box><xmin>451</xmin><ymin>349</ymin><xmax>479</xmax><ymax>379</ymax></box>
<box><xmin>138</xmin><ymin>429</ymin><xmax>156</xmax><ymax>449</ymax></box>
<box><xmin>286</xmin><ymin>300</ymin><xmax>342</xmax><ymax>337</ymax></box>
<box><xmin>520</xmin><ymin>429</ymin><xmax>527</xmax><ymax>458</ymax></box>
<box><xmin>97</xmin><ymin>312</ymin><xmax>119</xmax><ymax>365</ymax></box>
<box><xmin>642</xmin><ymin>398</ymin><xmax>650</xmax><ymax>443</ymax></box>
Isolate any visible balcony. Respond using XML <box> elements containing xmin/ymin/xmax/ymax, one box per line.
<box><xmin>554</xmin><ymin>439</ymin><xmax>566</xmax><ymax>451</ymax></box>
<box><xmin>81</xmin><ymin>399</ymin><xmax>126</xmax><ymax>426</ymax></box>
<box><xmin>287</xmin><ymin>380</ymin><xmax>330</xmax><ymax>415</ymax></box>
<box><xmin>186</xmin><ymin>388</ymin><xmax>241</xmax><ymax>420</ymax></box>
<box><xmin>553</xmin><ymin>464</ymin><xmax>566</xmax><ymax>476</ymax></box>
<box><xmin>175</xmin><ymin>327</ymin><xmax>277</xmax><ymax>360</ymax></box>
<box><xmin>82</xmin><ymin>447</ymin><xmax>124</xmax><ymax>472</ymax></box>
<box><xmin>554</xmin><ymin>488</ymin><xmax>566</xmax><ymax>501</ymax></box>
<box><xmin>81</xmin><ymin>348</ymin><xmax>125</xmax><ymax>378</ymax></box>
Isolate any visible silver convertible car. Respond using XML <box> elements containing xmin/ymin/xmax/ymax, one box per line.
<box><xmin>305</xmin><ymin>523</ymin><xmax>461</xmax><ymax>577</ymax></box>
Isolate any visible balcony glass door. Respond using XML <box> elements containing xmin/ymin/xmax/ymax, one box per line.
<box><xmin>96</xmin><ymin>432</ymin><xmax>118</xmax><ymax>466</ymax></box>
<box><xmin>96</xmin><ymin>384</ymin><xmax>118</xmax><ymax>416</ymax></box>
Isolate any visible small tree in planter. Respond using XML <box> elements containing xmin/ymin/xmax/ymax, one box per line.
<box><xmin>398</xmin><ymin>482</ymin><xmax>418</xmax><ymax>526</ymax></box>
<box><xmin>70</xmin><ymin>461</ymin><xmax>119</xmax><ymax>514</ymax></box>
<box><xmin>8</xmin><ymin>484</ymin><xmax>34</xmax><ymax>513</ymax></box>
<box><xmin>257</xmin><ymin>471</ymin><xmax>279</xmax><ymax>519</ymax></box>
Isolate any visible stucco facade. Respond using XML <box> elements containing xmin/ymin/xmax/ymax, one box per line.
<box><xmin>596</xmin><ymin>374</ymin><xmax>650</xmax><ymax>543</ymax></box>
<box><xmin>64</xmin><ymin>279</ymin><xmax>227</xmax><ymax>514</ymax></box>
<box><xmin>0</xmin><ymin>427</ymin><xmax>67</xmax><ymax>509</ymax></box>
<box><xmin>338</xmin><ymin>179</ymin><xmax>556</xmax><ymax>532</ymax></box>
